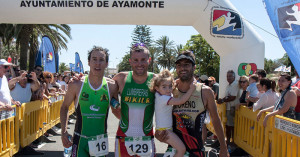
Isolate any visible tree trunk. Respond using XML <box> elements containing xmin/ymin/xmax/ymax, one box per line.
<box><xmin>29</xmin><ymin>35</ymin><xmax>37</xmax><ymax>71</ymax></box>
<box><xmin>19</xmin><ymin>25</ymin><xmax>32</xmax><ymax>70</ymax></box>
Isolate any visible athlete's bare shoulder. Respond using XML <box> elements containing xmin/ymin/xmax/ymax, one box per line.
<box><xmin>67</xmin><ymin>79</ymin><xmax>83</xmax><ymax>95</ymax></box>
<box><xmin>201</xmin><ymin>84</ymin><xmax>215</xmax><ymax>108</ymax></box>
<box><xmin>113</xmin><ymin>72</ymin><xmax>128</xmax><ymax>81</ymax></box>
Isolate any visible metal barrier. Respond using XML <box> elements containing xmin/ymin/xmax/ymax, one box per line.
<box><xmin>234</xmin><ymin>106</ymin><xmax>300</xmax><ymax>157</ymax></box>
<box><xmin>19</xmin><ymin>100</ymin><xmax>48</xmax><ymax>147</ymax></box>
<box><xmin>272</xmin><ymin>115</ymin><xmax>300</xmax><ymax>157</ymax></box>
<box><xmin>0</xmin><ymin>106</ymin><xmax>19</xmax><ymax>157</ymax></box>
<box><xmin>206</xmin><ymin>102</ymin><xmax>227</xmax><ymax>135</ymax></box>
<box><xmin>234</xmin><ymin>106</ymin><xmax>271</xmax><ymax>157</ymax></box>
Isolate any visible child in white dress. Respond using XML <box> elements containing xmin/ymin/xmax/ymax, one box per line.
<box><xmin>150</xmin><ymin>69</ymin><xmax>196</xmax><ymax>157</ymax></box>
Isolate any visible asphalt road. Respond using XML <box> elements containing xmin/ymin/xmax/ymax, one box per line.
<box><xmin>13</xmin><ymin>109</ymin><xmax>168</xmax><ymax>157</ymax></box>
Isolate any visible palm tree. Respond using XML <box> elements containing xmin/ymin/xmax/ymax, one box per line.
<box><xmin>155</xmin><ymin>36</ymin><xmax>175</xmax><ymax>70</ymax></box>
<box><xmin>1</xmin><ymin>24</ymin><xmax>71</xmax><ymax>70</ymax></box>
<box><xmin>28</xmin><ymin>24</ymin><xmax>71</xmax><ymax>70</ymax></box>
<box><xmin>148</xmin><ymin>46</ymin><xmax>159</xmax><ymax>73</ymax></box>
<box><xmin>0</xmin><ymin>24</ymin><xmax>15</xmax><ymax>58</ymax></box>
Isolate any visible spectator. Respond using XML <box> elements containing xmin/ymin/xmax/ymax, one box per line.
<box><xmin>0</xmin><ymin>59</ymin><xmax>20</xmax><ymax>110</ymax></box>
<box><xmin>34</xmin><ymin>65</ymin><xmax>43</xmax><ymax>81</ymax></box>
<box><xmin>200</xmin><ymin>74</ymin><xmax>209</xmax><ymax>86</ymax></box>
<box><xmin>253</xmin><ymin>78</ymin><xmax>278</xmax><ymax>112</ymax></box>
<box><xmin>246</xmin><ymin>74</ymin><xmax>259</xmax><ymax>107</ymax></box>
<box><xmin>217</xmin><ymin>70</ymin><xmax>240</xmax><ymax>146</ymax></box>
<box><xmin>60</xmin><ymin>75</ymin><xmax>69</xmax><ymax>92</ymax></box>
<box><xmin>43</xmin><ymin>72</ymin><xmax>54</xmax><ymax>97</ymax></box>
<box><xmin>208</xmin><ymin>76</ymin><xmax>219</xmax><ymax>100</ymax></box>
<box><xmin>8</xmin><ymin>70</ymin><xmax>40</xmax><ymax>104</ymax></box>
<box><xmin>256</xmin><ymin>83</ymin><xmax>265</xmax><ymax>99</ymax></box>
<box><xmin>50</xmin><ymin>73</ymin><xmax>61</xmax><ymax>91</ymax></box>
<box><xmin>13</xmin><ymin>66</ymin><xmax>21</xmax><ymax>77</ymax></box>
<box><xmin>238</xmin><ymin>75</ymin><xmax>249</xmax><ymax>105</ymax></box>
<box><xmin>255</xmin><ymin>69</ymin><xmax>267</xmax><ymax>81</ymax></box>
<box><xmin>257</xmin><ymin>73</ymin><xmax>297</xmax><ymax>127</ymax></box>
<box><xmin>194</xmin><ymin>74</ymin><xmax>200</xmax><ymax>82</ymax></box>
<box><xmin>292</xmin><ymin>70</ymin><xmax>300</xmax><ymax>120</ymax></box>
<box><xmin>31</xmin><ymin>72</ymin><xmax>46</xmax><ymax>101</ymax></box>
<box><xmin>57</xmin><ymin>73</ymin><xmax>63</xmax><ymax>84</ymax></box>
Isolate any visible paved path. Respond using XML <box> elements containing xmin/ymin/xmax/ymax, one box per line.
<box><xmin>14</xmin><ymin>109</ymin><xmax>168</xmax><ymax>157</ymax></box>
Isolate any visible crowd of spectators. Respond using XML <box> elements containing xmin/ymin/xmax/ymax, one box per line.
<box><xmin>0</xmin><ymin>59</ymin><xmax>70</xmax><ymax>111</ymax></box>
<box><xmin>199</xmin><ymin>69</ymin><xmax>300</xmax><ymax>153</ymax></box>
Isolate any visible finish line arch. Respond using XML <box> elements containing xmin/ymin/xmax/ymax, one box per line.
<box><xmin>0</xmin><ymin>0</ymin><xmax>265</xmax><ymax>97</ymax></box>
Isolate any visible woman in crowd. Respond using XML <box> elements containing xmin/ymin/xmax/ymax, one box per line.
<box><xmin>43</xmin><ymin>72</ymin><xmax>55</xmax><ymax>97</ymax></box>
<box><xmin>257</xmin><ymin>73</ymin><xmax>297</xmax><ymax>127</ymax></box>
<box><xmin>236</xmin><ymin>76</ymin><xmax>249</xmax><ymax>110</ymax></box>
<box><xmin>60</xmin><ymin>75</ymin><xmax>69</xmax><ymax>92</ymax></box>
<box><xmin>253</xmin><ymin>78</ymin><xmax>279</xmax><ymax>112</ymax></box>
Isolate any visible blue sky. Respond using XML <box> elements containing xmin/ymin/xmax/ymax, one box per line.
<box><xmin>59</xmin><ymin>0</ymin><xmax>285</xmax><ymax>71</ymax></box>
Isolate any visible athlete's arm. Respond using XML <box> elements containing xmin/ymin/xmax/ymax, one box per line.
<box><xmin>60</xmin><ymin>80</ymin><xmax>81</xmax><ymax>148</ymax></box>
<box><xmin>203</xmin><ymin>87</ymin><xmax>229</xmax><ymax>157</ymax></box>
<box><xmin>168</xmin><ymin>82</ymin><xmax>196</xmax><ymax>105</ymax></box>
<box><xmin>107</xmin><ymin>78</ymin><xmax>121</xmax><ymax>119</ymax></box>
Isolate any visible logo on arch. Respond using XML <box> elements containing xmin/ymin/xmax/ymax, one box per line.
<box><xmin>238</xmin><ymin>63</ymin><xmax>257</xmax><ymax>76</ymax></box>
<box><xmin>278</xmin><ymin>3</ymin><xmax>300</xmax><ymax>38</ymax></box>
<box><xmin>211</xmin><ymin>8</ymin><xmax>244</xmax><ymax>39</ymax></box>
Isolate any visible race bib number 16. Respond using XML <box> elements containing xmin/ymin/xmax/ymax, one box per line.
<box><xmin>88</xmin><ymin>134</ymin><xmax>109</xmax><ymax>156</ymax></box>
<box><xmin>125</xmin><ymin>136</ymin><xmax>152</xmax><ymax>156</ymax></box>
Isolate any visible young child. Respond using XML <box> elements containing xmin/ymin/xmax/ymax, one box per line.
<box><xmin>256</xmin><ymin>83</ymin><xmax>265</xmax><ymax>99</ymax></box>
<box><xmin>150</xmin><ymin>69</ymin><xmax>196</xmax><ymax>157</ymax></box>
<box><xmin>246</xmin><ymin>74</ymin><xmax>259</xmax><ymax>107</ymax></box>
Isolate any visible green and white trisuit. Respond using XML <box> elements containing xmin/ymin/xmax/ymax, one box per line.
<box><xmin>72</xmin><ymin>76</ymin><xmax>110</xmax><ymax>157</ymax></box>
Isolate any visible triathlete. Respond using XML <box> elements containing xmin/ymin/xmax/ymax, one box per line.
<box><xmin>113</xmin><ymin>43</ymin><xmax>156</xmax><ymax>157</ymax></box>
<box><xmin>60</xmin><ymin>46</ymin><xmax>118</xmax><ymax>157</ymax></box>
<box><xmin>155</xmin><ymin>51</ymin><xmax>229</xmax><ymax>157</ymax></box>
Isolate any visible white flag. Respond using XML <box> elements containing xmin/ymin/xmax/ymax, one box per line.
<box><xmin>274</xmin><ymin>66</ymin><xmax>283</xmax><ymax>72</ymax></box>
<box><xmin>284</xmin><ymin>66</ymin><xmax>291</xmax><ymax>72</ymax></box>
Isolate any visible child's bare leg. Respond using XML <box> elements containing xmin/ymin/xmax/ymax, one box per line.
<box><xmin>165</xmin><ymin>130</ymin><xmax>186</xmax><ymax>157</ymax></box>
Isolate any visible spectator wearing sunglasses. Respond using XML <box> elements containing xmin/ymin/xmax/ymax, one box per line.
<box><xmin>0</xmin><ymin>59</ymin><xmax>21</xmax><ymax>111</ymax></box>
<box><xmin>43</xmin><ymin>72</ymin><xmax>55</xmax><ymax>97</ymax></box>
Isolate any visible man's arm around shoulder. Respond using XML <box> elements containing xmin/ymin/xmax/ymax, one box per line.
<box><xmin>202</xmin><ymin>87</ymin><xmax>229</xmax><ymax>157</ymax></box>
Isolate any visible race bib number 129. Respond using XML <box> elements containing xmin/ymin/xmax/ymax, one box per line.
<box><xmin>125</xmin><ymin>136</ymin><xmax>152</xmax><ymax>156</ymax></box>
<box><xmin>88</xmin><ymin>134</ymin><xmax>109</xmax><ymax>156</ymax></box>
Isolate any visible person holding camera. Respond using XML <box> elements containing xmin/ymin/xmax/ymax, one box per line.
<box><xmin>8</xmin><ymin>70</ymin><xmax>40</xmax><ymax>104</ymax></box>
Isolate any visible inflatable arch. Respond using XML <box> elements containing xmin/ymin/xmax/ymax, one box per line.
<box><xmin>0</xmin><ymin>0</ymin><xmax>264</xmax><ymax>97</ymax></box>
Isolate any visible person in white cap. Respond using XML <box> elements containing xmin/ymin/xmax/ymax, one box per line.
<box><xmin>0</xmin><ymin>59</ymin><xmax>20</xmax><ymax>110</ymax></box>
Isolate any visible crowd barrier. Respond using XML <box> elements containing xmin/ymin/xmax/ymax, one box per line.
<box><xmin>0</xmin><ymin>95</ymin><xmax>75</xmax><ymax>157</ymax></box>
<box><xmin>207</xmin><ymin>104</ymin><xmax>300</xmax><ymax>157</ymax></box>
<box><xmin>206</xmin><ymin>102</ymin><xmax>227</xmax><ymax>135</ymax></box>
<box><xmin>0</xmin><ymin>106</ymin><xmax>19</xmax><ymax>157</ymax></box>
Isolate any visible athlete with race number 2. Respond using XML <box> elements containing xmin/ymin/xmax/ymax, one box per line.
<box><xmin>60</xmin><ymin>46</ymin><xmax>119</xmax><ymax>157</ymax></box>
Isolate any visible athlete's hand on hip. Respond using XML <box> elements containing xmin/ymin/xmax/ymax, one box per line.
<box><xmin>61</xmin><ymin>131</ymin><xmax>73</xmax><ymax>148</ymax></box>
<box><xmin>155</xmin><ymin>130</ymin><xmax>169</xmax><ymax>142</ymax></box>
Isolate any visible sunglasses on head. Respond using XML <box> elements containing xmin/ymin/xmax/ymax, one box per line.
<box><xmin>132</xmin><ymin>43</ymin><xmax>148</xmax><ymax>48</ymax></box>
